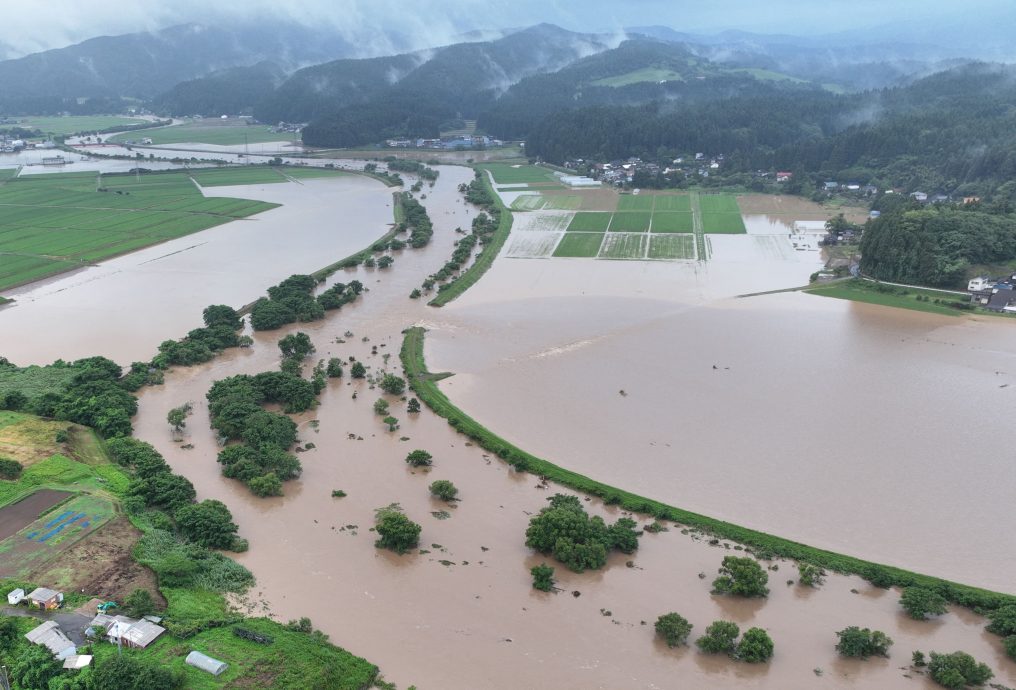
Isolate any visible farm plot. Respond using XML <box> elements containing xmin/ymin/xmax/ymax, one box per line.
<box><xmin>505</xmin><ymin>231</ymin><xmax>562</xmax><ymax>258</ymax></box>
<box><xmin>479</xmin><ymin>163</ymin><xmax>561</xmax><ymax>186</ymax></box>
<box><xmin>0</xmin><ymin>489</ymin><xmax>71</xmax><ymax>540</ymax></box>
<box><xmin>0</xmin><ymin>169</ymin><xmax>280</xmax><ymax>291</ymax></box>
<box><xmin>552</xmin><ymin>233</ymin><xmax>604</xmax><ymax>258</ymax></box>
<box><xmin>599</xmin><ymin>233</ymin><xmax>649</xmax><ymax>259</ymax></box>
<box><xmin>651</xmin><ymin>213</ymin><xmax>694</xmax><ymax>233</ymax></box>
<box><xmin>608</xmin><ymin>212</ymin><xmax>652</xmax><ymax>232</ymax></box>
<box><xmin>0</xmin><ymin>493</ymin><xmax>114</xmax><ymax>578</ymax></box>
<box><xmin>109</xmin><ymin>121</ymin><xmax>297</xmax><ymax>146</ymax></box>
<box><xmin>513</xmin><ymin>213</ymin><xmax>572</xmax><ymax>233</ymax></box>
<box><xmin>510</xmin><ymin>195</ymin><xmax>546</xmax><ymax>211</ymax></box>
<box><xmin>648</xmin><ymin>234</ymin><xmax>696</xmax><ymax>260</ymax></box>
<box><xmin>617</xmin><ymin>194</ymin><xmax>655</xmax><ymax>211</ymax></box>
<box><xmin>191</xmin><ymin>167</ymin><xmax>289</xmax><ymax>187</ymax></box>
<box><xmin>701</xmin><ymin>212</ymin><xmax>747</xmax><ymax>234</ymax></box>
<box><xmin>698</xmin><ymin>194</ymin><xmax>742</xmax><ymax>214</ymax></box>
<box><xmin>541</xmin><ymin>195</ymin><xmax>582</xmax><ymax>210</ymax></box>
<box><xmin>653</xmin><ymin>195</ymin><xmax>692</xmax><ymax>211</ymax></box>
<box><xmin>567</xmin><ymin>212</ymin><xmax>612</xmax><ymax>232</ymax></box>
<box><xmin>0</xmin><ymin>167</ymin><xmax>19</xmax><ymax>182</ymax></box>
<box><xmin>15</xmin><ymin>115</ymin><xmax>147</xmax><ymax>136</ymax></box>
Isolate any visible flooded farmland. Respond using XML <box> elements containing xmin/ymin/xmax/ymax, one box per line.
<box><xmin>3</xmin><ymin>158</ymin><xmax>1014</xmax><ymax>688</ymax></box>
<box><xmin>122</xmin><ymin>166</ymin><xmax>1015</xmax><ymax>689</ymax></box>
<box><xmin>0</xmin><ymin>173</ymin><xmax>394</xmax><ymax>365</ymax></box>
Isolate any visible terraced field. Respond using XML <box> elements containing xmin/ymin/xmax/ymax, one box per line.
<box><xmin>0</xmin><ymin>169</ymin><xmax>280</xmax><ymax>291</ymax></box>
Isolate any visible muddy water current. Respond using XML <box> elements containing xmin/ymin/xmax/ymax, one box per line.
<box><xmin>4</xmin><ymin>154</ymin><xmax>1014</xmax><ymax>687</ymax></box>
<box><xmin>124</xmin><ymin>167</ymin><xmax>1016</xmax><ymax>688</ymax></box>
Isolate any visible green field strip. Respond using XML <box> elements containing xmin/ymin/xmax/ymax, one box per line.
<box><xmin>607</xmin><ymin>211</ymin><xmax>652</xmax><ymax>232</ymax></box>
<box><xmin>690</xmin><ymin>192</ymin><xmax>708</xmax><ymax>261</ymax></box>
<box><xmin>697</xmin><ymin>194</ymin><xmax>741</xmax><ymax>213</ymax></box>
<box><xmin>652</xmin><ymin>195</ymin><xmax>692</xmax><ymax>212</ymax></box>
<box><xmin>650</xmin><ymin>212</ymin><xmax>694</xmax><ymax>233</ymax></box>
<box><xmin>566</xmin><ymin>212</ymin><xmax>613</xmax><ymax>232</ymax></box>
<box><xmin>701</xmin><ymin>212</ymin><xmax>747</xmax><ymax>234</ymax></box>
<box><xmin>552</xmin><ymin>232</ymin><xmax>605</xmax><ymax>257</ymax></box>
<box><xmin>510</xmin><ymin>194</ymin><xmax>546</xmax><ymax>211</ymax></box>
<box><xmin>541</xmin><ymin>195</ymin><xmax>582</xmax><ymax>210</ymax></box>
<box><xmin>478</xmin><ymin>163</ymin><xmax>560</xmax><ymax>185</ymax></box>
<box><xmin>617</xmin><ymin>194</ymin><xmax>654</xmax><ymax>211</ymax></box>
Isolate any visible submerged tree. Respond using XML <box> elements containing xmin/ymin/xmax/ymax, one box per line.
<box><xmin>374</xmin><ymin>503</ymin><xmax>421</xmax><ymax>554</ymax></box>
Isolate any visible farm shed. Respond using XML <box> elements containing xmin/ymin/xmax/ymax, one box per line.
<box><xmin>7</xmin><ymin>588</ymin><xmax>25</xmax><ymax>605</ymax></box>
<box><xmin>25</xmin><ymin>621</ymin><xmax>76</xmax><ymax>659</ymax></box>
<box><xmin>27</xmin><ymin>587</ymin><xmax>63</xmax><ymax>609</ymax></box>
<box><xmin>186</xmin><ymin>650</ymin><xmax>228</xmax><ymax>676</ymax></box>
<box><xmin>63</xmin><ymin>655</ymin><xmax>93</xmax><ymax>669</ymax></box>
<box><xmin>89</xmin><ymin>613</ymin><xmax>166</xmax><ymax>648</ymax></box>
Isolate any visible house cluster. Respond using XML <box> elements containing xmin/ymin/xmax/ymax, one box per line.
<box><xmin>0</xmin><ymin>135</ymin><xmax>25</xmax><ymax>153</ymax></box>
<box><xmin>566</xmin><ymin>153</ymin><xmax>727</xmax><ymax>186</ymax></box>
<box><xmin>271</xmin><ymin>121</ymin><xmax>304</xmax><ymax>134</ymax></box>
<box><xmin>385</xmin><ymin>135</ymin><xmax>504</xmax><ymax>149</ymax></box>
<box><xmin>968</xmin><ymin>275</ymin><xmax>1016</xmax><ymax>313</ymax></box>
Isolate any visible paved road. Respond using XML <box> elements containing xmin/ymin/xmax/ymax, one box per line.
<box><xmin>2</xmin><ymin>606</ymin><xmax>93</xmax><ymax>645</ymax></box>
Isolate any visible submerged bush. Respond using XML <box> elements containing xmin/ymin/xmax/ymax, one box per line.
<box><xmin>835</xmin><ymin>626</ymin><xmax>893</xmax><ymax>658</ymax></box>
<box><xmin>655</xmin><ymin>613</ymin><xmax>693</xmax><ymax>647</ymax></box>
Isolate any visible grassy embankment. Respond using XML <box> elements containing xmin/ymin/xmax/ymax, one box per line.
<box><xmin>0</xmin><ymin>412</ymin><xmax>379</xmax><ymax>688</ymax></box>
<box><xmin>12</xmin><ymin>115</ymin><xmax>149</xmax><ymax>136</ymax></box>
<box><xmin>401</xmin><ymin>326</ymin><xmax>1016</xmax><ymax>613</ymax></box>
<box><xmin>427</xmin><ymin>167</ymin><xmax>514</xmax><ymax>306</ymax></box>
<box><xmin>806</xmin><ymin>279</ymin><xmax>1012</xmax><ymax>318</ymax></box>
<box><xmin>109</xmin><ymin>121</ymin><xmax>299</xmax><ymax>146</ymax></box>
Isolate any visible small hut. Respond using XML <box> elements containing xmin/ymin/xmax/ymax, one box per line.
<box><xmin>186</xmin><ymin>650</ymin><xmax>228</xmax><ymax>676</ymax></box>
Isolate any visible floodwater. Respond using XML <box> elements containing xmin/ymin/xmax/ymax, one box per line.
<box><xmin>127</xmin><ymin>166</ymin><xmax>1016</xmax><ymax>689</ymax></box>
<box><xmin>0</xmin><ymin>174</ymin><xmax>394</xmax><ymax>365</ymax></box>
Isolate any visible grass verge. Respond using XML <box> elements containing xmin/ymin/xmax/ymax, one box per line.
<box><xmin>428</xmin><ymin>170</ymin><xmax>513</xmax><ymax>306</ymax></box>
<box><xmin>804</xmin><ymin>279</ymin><xmax>993</xmax><ymax>317</ymax></box>
<box><xmin>401</xmin><ymin>326</ymin><xmax>1016</xmax><ymax>613</ymax></box>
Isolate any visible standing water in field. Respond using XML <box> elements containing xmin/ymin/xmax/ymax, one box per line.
<box><xmin>127</xmin><ymin>166</ymin><xmax>1015</xmax><ymax>689</ymax></box>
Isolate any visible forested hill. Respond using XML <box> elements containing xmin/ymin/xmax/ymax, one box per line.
<box><xmin>477</xmin><ymin>39</ymin><xmax>826</xmax><ymax>139</ymax></box>
<box><xmin>153</xmin><ymin>62</ymin><xmax>286</xmax><ymax>117</ymax></box>
<box><xmin>526</xmin><ymin>62</ymin><xmax>1016</xmax><ymax>196</ymax></box>
<box><xmin>0</xmin><ymin>22</ymin><xmax>354</xmax><ymax>113</ymax></box>
<box><xmin>300</xmin><ymin>24</ymin><xmax>612</xmax><ymax>147</ymax></box>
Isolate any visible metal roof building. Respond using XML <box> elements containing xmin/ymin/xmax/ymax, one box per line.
<box><xmin>88</xmin><ymin>613</ymin><xmax>166</xmax><ymax>649</ymax></box>
<box><xmin>25</xmin><ymin>621</ymin><xmax>77</xmax><ymax>659</ymax></box>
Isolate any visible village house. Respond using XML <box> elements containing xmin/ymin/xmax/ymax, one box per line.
<box><xmin>910</xmin><ymin>191</ymin><xmax>928</xmax><ymax>202</ymax></box>
<box><xmin>27</xmin><ymin>587</ymin><xmax>63</xmax><ymax>609</ymax></box>
<box><xmin>776</xmin><ymin>171</ymin><xmax>793</xmax><ymax>182</ymax></box>
<box><xmin>88</xmin><ymin>613</ymin><xmax>166</xmax><ymax>649</ymax></box>
<box><xmin>25</xmin><ymin>621</ymin><xmax>77</xmax><ymax>660</ymax></box>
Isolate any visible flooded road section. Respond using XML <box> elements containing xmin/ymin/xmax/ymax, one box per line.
<box><xmin>132</xmin><ymin>166</ymin><xmax>1016</xmax><ymax>689</ymax></box>
<box><xmin>0</xmin><ymin>174</ymin><xmax>394</xmax><ymax>365</ymax></box>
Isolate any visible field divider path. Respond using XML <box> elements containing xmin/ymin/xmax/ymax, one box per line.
<box><xmin>690</xmin><ymin>192</ymin><xmax>707</xmax><ymax>261</ymax></box>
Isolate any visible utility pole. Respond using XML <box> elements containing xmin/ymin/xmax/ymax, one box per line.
<box><xmin>1</xmin><ymin>664</ymin><xmax>11</xmax><ymax>690</ymax></box>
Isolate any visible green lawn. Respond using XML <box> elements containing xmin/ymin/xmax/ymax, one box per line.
<box><xmin>698</xmin><ymin>194</ymin><xmax>742</xmax><ymax>213</ymax></box>
<box><xmin>651</xmin><ymin>212</ymin><xmax>694</xmax><ymax>233</ymax></box>
<box><xmin>805</xmin><ymin>280</ymin><xmax>970</xmax><ymax>317</ymax></box>
<box><xmin>648</xmin><ymin>234</ymin><xmax>696</xmax><ymax>260</ymax></box>
<box><xmin>608</xmin><ymin>212</ymin><xmax>652</xmax><ymax>232</ymax></box>
<box><xmin>478</xmin><ymin>163</ymin><xmax>560</xmax><ymax>185</ymax></box>
<box><xmin>0</xmin><ymin>169</ymin><xmax>280</xmax><ymax>291</ymax></box>
<box><xmin>617</xmin><ymin>194</ymin><xmax>654</xmax><ymax>211</ymax></box>
<box><xmin>552</xmin><ymin>233</ymin><xmax>604</xmax><ymax>257</ymax></box>
<box><xmin>653</xmin><ymin>195</ymin><xmax>692</xmax><ymax>211</ymax></box>
<box><xmin>9</xmin><ymin>115</ymin><xmax>148</xmax><ymax>136</ymax></box>
<box><xmin>110</xmin><ymin>122</ymin><xmax>298</xmax><ymax>146</ymax></box>
<box><xmin>591</xmin><ymin>67</ymin><xmax>684</xmax><ymax>87</ymax></box>
<box><xmin>599</xmin><ymin>233</ymin><xmax>648</xmax><ymax>259</ymax></box>
<box><xmin>701</xmin><ymin>212</ymin><xmax>747</xmax><ymax>234</ymax></box>
<box><xmin>567</xmin><ymin>212</ymin><xmax>612</xmax><ymax>232</ymax></box>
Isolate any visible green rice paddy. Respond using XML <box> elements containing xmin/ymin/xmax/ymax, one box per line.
<box><xmin>701</xmin><ymin>212</ymin><xmax>747</xmax><ymax>234</ymax></box>
<box><xmin>617</xmin><ymin>194</ymin><xmax>655</xmax><ymax>211</ymax></box>
<box><xmin>478</xmin><ymin>163</ymin><xmax>561</xmax><ymax>186</ymax></box>
<box><xmin>9</xmin><ymin>115</ymin><xmax>148</xmax><ymax>136</ymax></box>
<box><xmin>651</xmin><ymin>213</ymin><xmax>694</xmax><ymax>233</ymax></box>
<box><xmin>552</xmin><ymin>233</ymin><xmax>604</xmax><ymax>258</ymax></box>
<box><xmin>698</xmin><ymin>194</ymin><xmax>742</xmax><ymax>213</ymax></box>
<box><xmin>567</xmin><ymin>212</ymin><xmax>613</xmax><ymax>232</ymax></box>
<box><xmin>110</xmin><ymin>122</ymin><xmax>298</xmax><ymax>146</ymax></box>
<box><xmin>0</xmin><ymin>169</ymin><xmax>282</xmax><ymax>291</ymax></box>
<box><xmin>653</xmin><ymin>195</ymin><xmax>692</xmax><ymax>212</ymax></box>
<box><xmin>608</xmin><ymin>212</ymin><xmax>652</xmax><ymax>232</ymax></box>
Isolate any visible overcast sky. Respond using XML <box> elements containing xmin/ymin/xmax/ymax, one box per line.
<box><xmin>1</xmin><ymin>0</ymin><xmax>1012</xmax><ymax>57</ymax></box>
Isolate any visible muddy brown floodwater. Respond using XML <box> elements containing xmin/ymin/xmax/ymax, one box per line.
<box><xmin>128</xmin><ymin>166</ymin><xmax>1016</xmax><ymax>689</ymax></box>
<box><xmin>0</xmin><ymin>174</ymin><xmax>394</xmax><ymax>365</ymax></box>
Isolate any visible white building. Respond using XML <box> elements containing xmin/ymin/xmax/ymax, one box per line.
<box><xmin>7</xmin><ymin>588</ymin><xmax>25</xmax><ymax>605</ymax></box>
<box><xmin>89</xmin><ymin>613</ymin><xmax>166</xmax><ymax>649</ymax></box>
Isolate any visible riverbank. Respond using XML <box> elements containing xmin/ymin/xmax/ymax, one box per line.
<box><xmin>805</xmin><ymin>278</ymin><xmax>1013</xmax><ymax>318</ymax></box>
